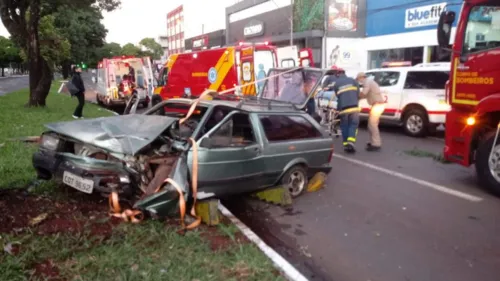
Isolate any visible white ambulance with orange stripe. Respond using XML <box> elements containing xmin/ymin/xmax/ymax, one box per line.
<box><xmin>360</xmin><ymin>62</ymin><xmax>452</xmax><ymax>137</ymax></box>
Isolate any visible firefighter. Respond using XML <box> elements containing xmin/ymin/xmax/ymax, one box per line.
<box><xmin>332</xmin><ymin>68</ymin><xmax>360</xmax><ymax>153</ymax></box>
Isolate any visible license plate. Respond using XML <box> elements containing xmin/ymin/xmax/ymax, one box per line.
<box><xmin>62</xmin><ymin>171</ymin><xmax>94</xmax><ymax>194</ymax></box>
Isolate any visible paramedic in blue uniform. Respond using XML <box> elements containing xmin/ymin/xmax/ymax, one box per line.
<box><xmin>331</xmin><ymin>68</ymin><xmax>360</xmax><ymax>153</ymax></box>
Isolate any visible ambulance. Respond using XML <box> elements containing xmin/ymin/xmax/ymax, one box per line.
<box><xmin>152</xmin><ymin>42</ymin><xmax>314</xmax><ymax>105</ymax></box>
<box><xmin>94</xmin><ymin>56</ymin><xmax>155</xmax><ymax>108</ymax></box>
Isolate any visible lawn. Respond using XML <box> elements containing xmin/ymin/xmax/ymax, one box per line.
<box><xmin>0</xmin><ymin>84</ymin><xmax>283</xmax><ymax>281</ymax></box>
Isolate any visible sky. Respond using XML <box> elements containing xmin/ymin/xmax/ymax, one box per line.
<box><xmin>0</xmin><ymin>0</ymin><xmax>232</xmax><ymax>46</ymax></box>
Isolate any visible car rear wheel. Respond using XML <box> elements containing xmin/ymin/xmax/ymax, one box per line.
<box><xmin>403</xmin><ymin>108</ymin><xmax>429</xmax><ymax>137</ymax></box>
<box><xmin>281</xmin><ymin>165</ymin><xmax>308</xmax><ymax>197</ymax></box>
<box><xmin>475</xmin><ymin>131</ymin><xmax>500</xmax><ymax>196</ymax></box>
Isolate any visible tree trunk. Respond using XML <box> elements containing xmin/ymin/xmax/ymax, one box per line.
<box><xmin>62</xmin><ymin>61</ymin><xmax>71</xmax><ymax>79</ymax></box>
<box><xmin>1</xmin><ymin>67</ymin><xmax>4</xmax><ymax>77</ymax></box>
<box><xmin>25</xmin><ymin>0</ymin><xmax>51</xmax><ymax>107</ymax></box>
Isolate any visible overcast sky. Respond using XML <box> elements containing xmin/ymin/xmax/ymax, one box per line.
<box><xmin>0</xmin><ymin>0</ymin><xmax>230</xmax><ymax>45</ymax></box>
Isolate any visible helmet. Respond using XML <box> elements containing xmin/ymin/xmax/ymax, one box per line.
<box><xmin>330</xmin><ymin>65</ymin><xmax>345</xmax><ymax>73</ymax></box>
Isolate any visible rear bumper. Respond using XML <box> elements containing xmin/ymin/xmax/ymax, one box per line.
<box><xmin>443</xmin><ymin>109</ymin><xmax>473</xmax><ymax>166</ymax></box>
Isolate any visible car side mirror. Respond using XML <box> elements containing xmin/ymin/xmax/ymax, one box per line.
<box><xmin>200</xmin><ymin>137</ymin><xmax>213</xmax><ymax>148</ymax></box>
<box><xmin>437</xmin><ymin>11</ymin><xmax>455</xmax><ymax>49</ymax></box>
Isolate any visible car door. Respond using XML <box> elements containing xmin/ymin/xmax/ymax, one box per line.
<box><xmin>190</xmin><ymin>110</ymin><xmax>265</xmax><ymax>198</ymax></box>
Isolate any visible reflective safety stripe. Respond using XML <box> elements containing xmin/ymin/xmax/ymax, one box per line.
<box><xmin>355</xmin><ymin>129</ymin><xmax>358</xmax><ymax>136</ymax></box>
<box><xmin>339</xmin><ymin>107</ymin><xmax>361</xmax><ymax>114</ymax></box>
<box><xmin>343</xmin><ymin>142</ymin><xmax>348</xmax><ymax>146</ymax></box>
<box><xmin>347</xmin><ymin>137</ymin><xmax>356</xmax><ymax>142</ymax></box>
<box><xmin>337</xmin><ymin>86</ymin><xmax>358</xmax><ymax>95</ymax></box>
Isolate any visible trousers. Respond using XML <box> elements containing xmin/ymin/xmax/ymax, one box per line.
<box><xmin>73</xmin><ymin>92</ymin><xmax>85</xmax><ymax>118</ymax></box>
<box><xmin>340</xmin><ymin>112</ymin><xmax>359</xmax><ymax>146</ymax></box>
<box><xmin>368</xmin><ymin>103</ymin><xmax>385</xmax><ymax>147</ymax></box>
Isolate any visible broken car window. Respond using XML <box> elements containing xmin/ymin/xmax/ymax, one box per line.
<box><xmin>209</xmin><ymin>113</ymin><xmax>255</xmax><ymax>148</ymax></box>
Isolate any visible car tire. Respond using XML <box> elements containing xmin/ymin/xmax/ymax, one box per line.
<box><xmin>281</xmin><ymin>165</ymin><xmax>308</xmax><ymax>198</ymax></box>
<box><xmin>403</xmin><ymin>108</ymin><xmax>429</xmax><ymax>138</ymax></box>
<box><xmin>475</xmin><ymin>131</ymin><xmax>500</xmax><ymax>196</ymax></box>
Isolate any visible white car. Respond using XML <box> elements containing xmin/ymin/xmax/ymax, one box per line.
<box><xmin>318</xmin><ymin>63</ymin><xmax>451</xmax><ymax>137</ymax></box>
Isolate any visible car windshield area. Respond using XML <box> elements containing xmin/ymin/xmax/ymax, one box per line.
<box><xmin>464</xmin><ymin>5</ymin><xmax>500</xmax><ymax>54</ymax></box>
<box><xmin>366</xmin><ymin>71</ymin><xmax>400</xmax><ymax>87</ymax></box>
<box><xmin>259</xmin><ymin>68</ymin><xmax>323</xmax><ymax>105</ymax></box>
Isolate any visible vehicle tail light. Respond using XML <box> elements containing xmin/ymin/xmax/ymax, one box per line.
<box><xmin>328</xmin><ymin>143</ymin><xmax>334</xmax><ymax>162</ymax></box>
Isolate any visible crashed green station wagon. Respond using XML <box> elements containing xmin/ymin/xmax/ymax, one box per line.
<box><xmin>32</xmin><ymin>68</ymin><xmax>334</xmax><ymax>215</ymax></box>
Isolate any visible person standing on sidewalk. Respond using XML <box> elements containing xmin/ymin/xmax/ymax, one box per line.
<box><xmin>356</xmin><ymin>72</ymin><xmax>385</xmax><ymax>151</ymax></box>
<box><xmin>71</xmin><ymin>66</ymin><xmax>86</xmax><ymax>119</ymax></box>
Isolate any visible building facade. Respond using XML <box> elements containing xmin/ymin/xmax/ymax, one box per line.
<box><xmin>225</xmin><ymin>0</ymin><xmax>326</xmax><ymax>68</ymax></box>
<box><xmin>167</xmin><ymin>5</ymin><xmax>184</xmax><ymax>56</ymax></box>
<box><xmin>364</xmin><ymin>0</ymin><xmax>461</xmax><ymax>69</ymax></box>
<box><xmin>184</xmin><ymin>30</ymin><xmax>226</xmax><ymax>52</ymax></box>
<box><xmin>158</xmin><ymin>35</ymin><xmax>169</xmax><ymax>61</ymax></box>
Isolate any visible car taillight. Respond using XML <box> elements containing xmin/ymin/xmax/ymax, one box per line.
<box><xmin>328</xmin><ymin>143</ymin><xmax>334</xmax><ymax>162</ymax></box>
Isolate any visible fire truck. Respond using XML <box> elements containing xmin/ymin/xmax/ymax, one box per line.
<box><xmin>95</xmin><ymin>56</ymin><xmax>155</xmax><ymax>108</ymax></box>
<box><xmin>437</xmin><ymin>1</ymin><xmax>500</xmax><ymax>194</ymax></box>
<box><xmin>151</xmin><ymin>42</ymin><xmax>314</xmax><ymax>105</ymax></box>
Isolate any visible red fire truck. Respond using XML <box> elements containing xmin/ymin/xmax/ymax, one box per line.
<box><xmin>151</xmin><ymin>42</ymin><xmax>314</xmax><ymax>105</ymax></box>
<box><xmin>437</xmin><ymin>1</ymin><xmax>500</xmax><ymax>194</ymax></box>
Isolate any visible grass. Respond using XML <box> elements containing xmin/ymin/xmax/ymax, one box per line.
<box><xmin>403</xmin><ymin>147</ymin><xmax>451</xmax><ymax>164</ymax></box>
<box><xmin>1</xmin><ymin>221</ymin><xmax>281</xmax><ymax>281</ymax></box>
<box><xmin>0</xmin><ymin>82</ymin><xmax>114</xmax><ymax>189</ymax></box>
<box><xmin>0</xmin><ymin>85</ymin><xmax>283</xmax><ymax>280</ymax></box>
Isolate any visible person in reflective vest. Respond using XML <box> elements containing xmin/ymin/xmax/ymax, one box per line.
<box><xmin>119</xmin><ymin>74</ymin><xmax>135</xmax><ymax>96</ymax></box>
<box><xmin>331</xmin><ymin>69</ymin><xmax>360</xmax><ymax>153</ymax></box>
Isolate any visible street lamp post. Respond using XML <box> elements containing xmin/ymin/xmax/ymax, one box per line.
<box><xmin>290</xmin><ymin>0</ymin><xmax>294</xmax><ymax>46</ymax></box>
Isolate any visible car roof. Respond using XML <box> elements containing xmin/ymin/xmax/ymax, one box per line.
<box><xmin>167</xmin><ymin>97</ymin><xmax>307</xmax><ymax>114</ymax></box>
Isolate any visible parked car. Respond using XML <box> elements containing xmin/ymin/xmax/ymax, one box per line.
<box><xmin>32</xmin><ymin>68</ymin><xmax>334</xmax><ymax>215</ymax></box>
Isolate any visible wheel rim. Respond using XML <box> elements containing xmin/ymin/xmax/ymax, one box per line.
<box><xmin>287</xmin><ymin>171</ymin><xmax>306</xmax><ymax>197</ymax></box>
<box><xmin>406</xmin><ymin>114</ymin><xmax>424</xmax><ymax>134</ymax></box>
<box><xmin>488</xmin><ymin>144</ymin><xmax>500</xmax><ymax>183</ymax></box>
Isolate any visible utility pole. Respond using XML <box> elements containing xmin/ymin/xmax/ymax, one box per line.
<box><xmin>290</xmin><ymin>0</ymin><xmax>294</xmax><ymax>46</ymax></box>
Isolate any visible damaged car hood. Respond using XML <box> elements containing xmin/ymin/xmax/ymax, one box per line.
<box><xmin>45</xmin><ymin>115</ymin><xmax>178</xmax><ymax>155</ymax></box>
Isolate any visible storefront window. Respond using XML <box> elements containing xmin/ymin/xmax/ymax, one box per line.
<box><xmin>463</xmin><ymin>5</ymin><xmax>500</xmax><ymax>54</ymax></box>
<box><xmin>254</xmin><ymin>50</ymin><xmax>275</xmax><ymax>79</ymax></box>
<box><xmin>368</xmin><ymin>47</ymin><xmax>423</xmax><ymax>69</ymax></box>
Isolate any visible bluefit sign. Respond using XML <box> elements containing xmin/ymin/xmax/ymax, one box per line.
<box><xmin>405</xmin><ymin>2</ymin><xmax>447</xmax><ymax>28</ymax></box>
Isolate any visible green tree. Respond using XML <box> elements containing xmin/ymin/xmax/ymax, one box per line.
<box><xmin>53</xmin><ymin>6</ymin><xmax>108</xmax><ymax>78</ymax></box>
<box><xmin>121</xmin><ymin>43</ymin><xmax>141</xmax><ymax>56</ymax></box>
<box><xmin>0</xmin><ymin>0</ymin><xmax>120</xmax><ymax>107</ymax></box>
<box><xmin>97</xmin><ymin>42</ymin><xmax>122</xmax><ymax>58</ymax></box>
<box><xmin>0</xmin><ymin>36</ymin><xmax>20</xmax><ymax>77</ymax></box>
<box><xmin>139</xmin><ymin>38</ymin><xmax>163</xmax><ymax>60</ymax></box>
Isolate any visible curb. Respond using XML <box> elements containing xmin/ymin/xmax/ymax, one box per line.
<box><xmin>218</xmin><ymin>204</ymin><xmax>309</xmax><ymax>281</ymax></box>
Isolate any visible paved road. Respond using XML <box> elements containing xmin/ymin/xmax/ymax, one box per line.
<box><xmin>0</xmin><ymin>76</ymin><xmax>29</xmax><ymax>96</ymax></box>
<box><xmin>224</xmin><ymin>126</ymin><xmax>500</xmax><ymax>281</ymax></box>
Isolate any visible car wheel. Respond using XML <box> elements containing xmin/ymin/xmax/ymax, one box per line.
<box><xmin>281</xmin><ymin>165</ymin><xmax>308</xmax><ymax>198</ymax></box>
<box><xmin>475</xmin><ymin>131</ymin><xmax>500</xmax><ymax>196</ymax></box>
<box><xmin>403</xmin><ymin>108</ymin><xmax>429</xmax><ymax>137</ymax></box>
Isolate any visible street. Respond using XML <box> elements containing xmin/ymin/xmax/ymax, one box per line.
<box><xmin>0</xmin><ymin>76</ymin><xmax>29</xmax><ymax>96</ymax></box>
<box><xmin>224</xmin><ymin>127</ymin><xmax>500</xmax><ymax>281</ymax></box>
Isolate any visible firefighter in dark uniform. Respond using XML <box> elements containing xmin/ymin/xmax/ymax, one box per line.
<box><xmin>331</xmin><ymin>68</ymin><xmax>360</xmax><ymax>153</ymax></box>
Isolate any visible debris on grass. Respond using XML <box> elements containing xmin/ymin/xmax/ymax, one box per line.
<box><xmin>403</xmin><ymin>147</ymin><xmax>451</xmax><ymax>164</ymax></box>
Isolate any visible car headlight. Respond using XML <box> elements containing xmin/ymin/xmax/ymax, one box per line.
<box><xmin>40</xmin><ymin>134</ymin><xmax>60</xmax><ymax>150</ymax></box>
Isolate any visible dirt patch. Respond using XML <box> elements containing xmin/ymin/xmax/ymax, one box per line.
<box><xmin>200</xmin><ymin>225</ymin><xmax>248</xmax><ymax>252</ymax></box>
<box><xmin>0</xmin><ymin>189</ymin><xmax>116</xmax><ymax>236</ymax></box>
<box><xmin>32</xmin><ymin>259</ymin><xmax>64</xmax><ymax>281</ymax></box>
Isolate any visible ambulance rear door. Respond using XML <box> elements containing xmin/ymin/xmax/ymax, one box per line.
<box><xmin>277</xmin><ymin>46</ymin><xmax>298</xmax><ymax>67</ymax></box>
<box><xmin>141</xmin><ymin>56</ymin><xmax>155</xmax><ymax>96</ymax></box>
<box><xmin>239</xmin><ymin>46</ymin><xmax>257</xmax><ymax>96</ymax></box>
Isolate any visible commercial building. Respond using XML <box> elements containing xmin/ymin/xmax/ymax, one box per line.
<box><xmin>364</xmin><ymin>0</ymin><xmax>461</xmax><ymax>69</ymax></box>
<box><xmin>225</xmin><ymin>0</ymin><xmax>326</xmax><ymax>67</ymax></box>
<box><xmin>166</xmin><ymin>5</ymin><xmax>184</xmax><ymax>56</ymax></box>
<box><xmin>184</xmin><ymin>30</ymin><xmax>226</xmax><ymax>52</ymax></box>
<box><xmin>158</xmin><ymin>35</ymin><xmax>169</xmax><ymax>61</ymax></box>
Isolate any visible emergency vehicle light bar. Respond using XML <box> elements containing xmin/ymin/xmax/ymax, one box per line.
<box><xmin>238</xmin><ymin>41</ymin><xmax>269</xmax><ymax>46</ymax></box>
<box><xmin>381</xmin><ymin>61</ymin><xmax>412</xmax><ymax>68</ymax></box>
